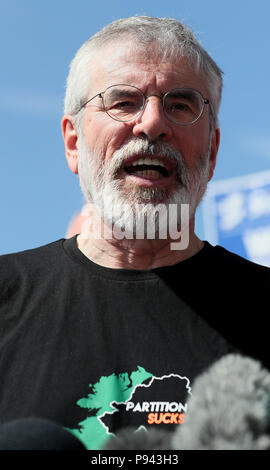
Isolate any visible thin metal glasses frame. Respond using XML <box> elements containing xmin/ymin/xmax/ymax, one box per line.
<box><xmin>77</xmin><ymin>84</ymin><xmax>210</xmax><ymax>126</ymax></box>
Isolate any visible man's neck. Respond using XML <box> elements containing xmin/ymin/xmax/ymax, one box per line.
<box><xmin>76</xmin><ymin>210</ymin><xmax>203</xmax><ymax>270</ymax></box>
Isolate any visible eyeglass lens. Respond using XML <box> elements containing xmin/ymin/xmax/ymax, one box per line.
<box><xmin>102</xmin><ymin>85</ymin><xmax>204</xmax><ymax>124</ymax></box>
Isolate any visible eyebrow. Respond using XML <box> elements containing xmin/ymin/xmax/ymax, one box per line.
<box><xmin>108</xmin><ymin>89</ymin><xmax>140</xmax><ymax>99</ymax></box>
<box><xmin>167</xmin><ymin>90</ymin><xmax>198</xmax><ymax>102</ymax></box>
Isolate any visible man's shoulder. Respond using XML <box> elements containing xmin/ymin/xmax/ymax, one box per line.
<box><xmin>208</xmin><ymin>242</ymin><xmax>269</xmax><ymax>268</ymax></box>
<box><xmin>203</xmin><ymin>241</ymin><xmax>270</xmax><ymax>282</ymax></box>
<box><xmin>0</xmin><ymin>238</ymin><xmax>65</xmax><ymax>261</ymax></box>
<box><xmin>0</xmin><ymin>239</ymin><xmax>67</xmax><ymax>280</ymax></box>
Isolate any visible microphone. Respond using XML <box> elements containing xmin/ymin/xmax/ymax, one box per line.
<box><xmin>103</xmin><ymin>354</ymin><xmax>270</xmax><ymax>450</ymax></box>
<box><xmin>103</xmin><ymin>425</ymin><xmax>172</xmax><ymax>450</ymax></box>
<box><xmin>172</xmin><ymin>353</ymin><xmax>270</xmax><ymax>450</ymax></box>
<box><xmin>0</xmin><ymin>417</ymin><xmax>87</xmax><ymax>450</ymax></box>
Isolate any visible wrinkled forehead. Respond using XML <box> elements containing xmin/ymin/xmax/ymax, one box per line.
<box><xmin>89</xmin><ymin>40</ymin><xmax>204</xmax><ymax>93</ymax></box>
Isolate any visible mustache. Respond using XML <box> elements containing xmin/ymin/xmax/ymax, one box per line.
<box><xmin>107</xmin><ymin>138</ymin><xmax>187</xmax><ymax>183</ymax></box>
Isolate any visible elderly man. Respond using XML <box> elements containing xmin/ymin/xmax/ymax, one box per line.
<box><xmin>0</xmin><ymin>16</ymin><xmax>269</xmax><ymax>451</ymax></box>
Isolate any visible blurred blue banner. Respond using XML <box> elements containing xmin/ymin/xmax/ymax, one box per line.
<box><xmin>202</xmin><ymin>170</ymin><xmax>270</xmax><ymax>267</ymax></box>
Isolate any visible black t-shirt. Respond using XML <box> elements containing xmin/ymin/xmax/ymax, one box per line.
<box><xmin>0</xmin><ymin>236</ymin><xmax>269</xmax><ymax>449</ymax></box>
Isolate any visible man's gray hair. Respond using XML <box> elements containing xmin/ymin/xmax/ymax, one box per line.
<box><xmin>64</xmin><ymin>16</ymin><xmax>223</xmax><ymax>128</ymax></box>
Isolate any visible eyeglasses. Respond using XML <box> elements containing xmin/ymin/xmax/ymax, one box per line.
<box><xmin>78</xmin><ymin>84</ymin><xmax>210</xmax><ymax>126</ymax></box>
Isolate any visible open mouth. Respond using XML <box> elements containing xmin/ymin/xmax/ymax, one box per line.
<box><xmin>123</xmin><ymin>157</ymin><xmax>170</xmax><ymax>179</ymax></box>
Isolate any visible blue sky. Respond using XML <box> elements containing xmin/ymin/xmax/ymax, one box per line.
<box><xmin>1</xmin><ymin>0</ymin><xmax>270</xmax><ymax>255</ymax></box>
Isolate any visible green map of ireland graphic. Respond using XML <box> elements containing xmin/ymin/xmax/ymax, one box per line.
<box><xmin>68</xmin><ymin>366</ymin><xmax>153</xmax><ymax>450</ymax></box>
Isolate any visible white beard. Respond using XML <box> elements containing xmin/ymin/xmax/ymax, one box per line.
<box><xmin>78</xmin><ymin>136</ymin><xmax>212</xmax><ymax>239</ymax></box>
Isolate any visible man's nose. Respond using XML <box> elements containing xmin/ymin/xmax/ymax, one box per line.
<box><xmin>132</xmin><ymin>96</ymin><xmax>173</xmax><ymax>142</ymax></box>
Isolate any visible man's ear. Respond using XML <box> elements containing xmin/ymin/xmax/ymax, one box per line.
<box><xmin>61</xmin><ymin>115</ymin><xmax>79</xmax><ymax>175</ymax></box>
<box><xmin>208</xmin><ymin>127</ymin><xmax>220</xmax><ymax>181</ymax></box>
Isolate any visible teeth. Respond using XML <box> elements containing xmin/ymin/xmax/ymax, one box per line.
<box><xmin>133</xmin><ymin>169</ymin><xmax>162</xmax><ymax>178</ymax></box>
<box><xmin>131</xmin><ymin>158</ymin><xmax>165</xmax><ymax>168</ymax></box>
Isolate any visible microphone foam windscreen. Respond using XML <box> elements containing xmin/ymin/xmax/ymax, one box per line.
<box><xmin>172</xmin><ymin>354</ymin><xmax>270</xmax><ymax>450</ymax></box>
<box><xmin>103</xmin><ymin>426</ymin><xmax>172</xmax><ymax>450</ymax></box>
